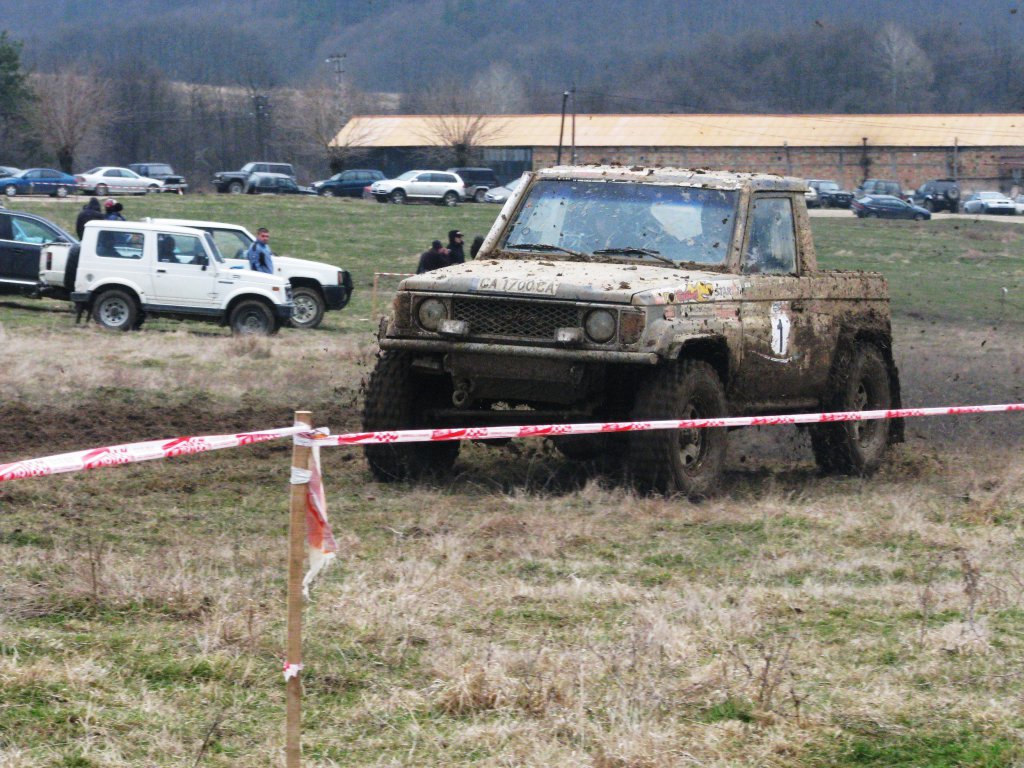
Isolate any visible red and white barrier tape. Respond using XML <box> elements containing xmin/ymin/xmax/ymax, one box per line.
<box><xmin>0</xmin><ymin>425</ymin><xmax>307</xmax><ymax>482</ymax></box>
<box><xmin>2</xmin><ymin>403</ymin><xmax>1022</xmax><ymax>482</ymax></box>
<box><xmin>315</xmin><ymin>403</ymin><xmax>1024</xmax><ymax>447</ymax></box>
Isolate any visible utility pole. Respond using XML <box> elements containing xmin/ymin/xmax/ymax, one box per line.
<box><xmin>570</xmin><ymin>83</ymin><xmax>577</xmax><ymax>164</ymax></box>
<box><xmin>557</xmin><ymin>90</ymin><xmax>569</xmax><ymax>165</ymax></box>
<box><xmin>253</xmin><ymin>94</ymin><xmax>271</xmax><ymax>158</ymax></box>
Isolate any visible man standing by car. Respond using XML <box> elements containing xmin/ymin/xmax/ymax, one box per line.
<box><xmin>75</xmin><ymin>197</ymin><xmax>104</xmax><ymax>238</ymax></box>
<box><xmin>246</xmin><ymin>227</ymin><xmax>275</xmax><ymax>274</ymax></box>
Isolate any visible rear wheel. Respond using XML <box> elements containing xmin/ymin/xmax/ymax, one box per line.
<box><xmin>389</xmin><ymin>189</ymin><xmax>407</xmax><ymax>204</ymax></box>
<box><xmin>627</xmin><ymin>359</ymin><xmax>728</xmax><ymax>497</ymax></box>
<box><xmin>95</xmin><ymin>183</ymin><xmax>108</xmax><ymax>196</ymax></box>
<box><xmin>924</xmin><ymin>200</ymin><xmax>935</xmax><ymax>212</ymax></box>
<box><xmin>55</xmin><ymin>186</ymin><xmax>70</xmax><ymax>198</ymax></box>
<box><xmin>473</xmin><ymin>188</ymin><xmax>487</xmax><ymax>203</ymax></box>
<box><xmin>4</xmin><ymin>184</ymin><xmax>16</xmax><ymax>197</ymax></box>
<box><xmin>289</xmin><ymin>286</ymin><xmax>326</xmax><ymax>330</ymax></box>
<box><xmin>92</xmin><ymin>288</ymin><xmax>139</xmax><ymax>331</ymax></box>
<box><xmin>363</xmin><ymin>352</ymin><xmax>459</xmax><ymax>481</ymax></box>
<box><xmin>810</xmin><ymin>342</ymin><xmax>893</xmax><ymax>475</ymax></box>
<box><xmin>229</xmin><ymin>299</ymin><xmax>279</xmax><ymax>336</ymax></box>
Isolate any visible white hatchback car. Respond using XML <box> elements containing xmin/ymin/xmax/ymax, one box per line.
<box><xmin>370</xmin><ymin>170</ymin><xmax>465</xmax><ymax>205</ymax></box>
<box><xmin>75</xmin><ymin>166</ymin><xmax>164</xmax><ymax>195</ymax></box>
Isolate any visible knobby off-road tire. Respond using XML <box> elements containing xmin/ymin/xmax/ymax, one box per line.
<box><xmin>288</xmin><ymin>286</ymin><xmax>325</xmax><ymax>329</ymax></box>
<box><xmin>92</xmin><ymin>288</ymin><xmax>139</xmax><ymax>331</ymax></box>
<box><xmin>627</xmin><ymin>359</ymin><xmax>728</xmax><ymax>497</ymax></box>
<box><xmin>362</xmin><ymin>351</ymin><xmax>459</xmax><ymax>482</ymax></box>
<box><xmin>810</xmin><ymin>342</ymin><xmax>892</xmax><ymax>475</ymax></box>
<box><xmin>229</xmin><ymin>299</ymin><xmax>279</xmax><ymax>336</ymax></box>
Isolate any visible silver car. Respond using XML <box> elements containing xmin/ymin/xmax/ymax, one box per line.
<box><xmin>370</xmin><ymin>170</ymin><xmax>465</xmax><ymax>205</ymax></box>
<box><xmin>483</xmin><ymin>176</ymin><xmax>524</xmax><ymax>203</ymax></box>
<box><xmin>961</xmin><ymin>191</ymin><xmax>1016</xmax><ymax>215</ymax></box>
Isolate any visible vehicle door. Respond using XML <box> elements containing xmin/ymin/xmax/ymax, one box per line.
<box><xmin>0</xmin><ymin>212</ymin><xmax>45</xmax><ymax>286</ymax></box>
<box><xmin>406</xmin><ymin>172</ymin><xmax>433</xmax><ymax>198</ymax></box>
<box><xmin>340</xmin><ymin>171</ymin><xmax>359</xmax><ymax>194</ymax></box>
<box><xmin>150</xmin><ymin>231</ymin><xmax>218</xmax><ymax>308</ymax></box>
<box><xmin>734</xmin><ymin>195</ymin><xmax>821</xmax><ymax>407</ymax></box>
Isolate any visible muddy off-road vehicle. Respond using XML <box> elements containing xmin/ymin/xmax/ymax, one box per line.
<box><xmin>364</xmin><ymin>165</ymin><xmax>903</xmax><ymax>495</ymax></box>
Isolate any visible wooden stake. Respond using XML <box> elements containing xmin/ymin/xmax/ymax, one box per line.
<box><xmin>286</xmin><ymin>410</ymin><xmax>312</xmax><ymax>768</ymax></box>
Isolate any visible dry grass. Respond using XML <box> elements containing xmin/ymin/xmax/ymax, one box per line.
<box><xmin>2</xmin><ymin>318</ymin><xmax>1024</xmax><ymax>766</ymax></box>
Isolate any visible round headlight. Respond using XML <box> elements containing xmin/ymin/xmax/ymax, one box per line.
<box><xmin>417</xmin><ymin>298</ymin><xmax>448</xmax><ymax>331</ymax></box>
<box><xmin>584</xmin><ymin>309</ymin><xmax>616</xmax><ymax>343</ymax></box>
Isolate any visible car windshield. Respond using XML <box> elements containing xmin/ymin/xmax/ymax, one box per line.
<box><xmin>979</xmin><ymin>191</ymin><xmax>1002</xmax><ymax>199</ymax></box>
<box><xmin>148</xmin><ymin>165</ymin><xmax>173</xmax><ymax>175</ymax></box>
<box><xmin>818</xmin><ymin>182</ymin><xmax>839</xmax><ymax>192</ymax></box>
<box><xmin>501</xmin><ymin>179</ymin><xmax>738</xmax><ymax>267</ymax></box>
<box><xmin>396</xmin><ymin>171</ymin><xmax>418</xmax><ymax>181</ymax></box>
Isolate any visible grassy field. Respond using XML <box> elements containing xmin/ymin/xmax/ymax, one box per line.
<box><xmin>2</xmin><ymin>197</ymin><xmax>1024</xmax><ymax>767</ymax></box>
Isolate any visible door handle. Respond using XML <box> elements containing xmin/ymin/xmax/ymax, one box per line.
<box><xmin>157</xmin><ymin>269</ymin><xmax>167</xmax><ymax>273</ymax></box>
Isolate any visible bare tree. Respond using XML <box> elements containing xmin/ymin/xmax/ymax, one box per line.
<box><xmin>280</xmin><ymin>84</ymin><xmax>379</xmax><ymax>173</ymax></box>
<box><xmin>872</xmin><ymin>23</ymin><xmax>935</xmax><ymax>112</ymax></box>
<box><xmin>469</xmin><ymin>63</ymin><xmax>529</xmax><ymax>114</ymax></box>
<box><xmin>32</xmin><ymin>69</ymin><xmax>114</xmax><ymax>172</ymax></box>
<box><xmin>416</xmin><ymin>113</ymin><xmax>506</xmax><ymax>167</ymax></box>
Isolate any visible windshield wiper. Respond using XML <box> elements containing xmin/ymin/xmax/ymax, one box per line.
<box><xmin>593</xmin><ymin>247</ymin><xmax>676</xmax><ymax>266</ymax></box>
<box><xmin>508</xmin><ymin>243</ymin><xmax>592</xmax><ymax>261</ymax></box>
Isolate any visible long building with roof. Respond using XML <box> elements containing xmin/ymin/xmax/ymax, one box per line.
<box><xmin>331</xmin><ymin>113</ymin><xmax>1024</xmax><ymax>191</ymax></box>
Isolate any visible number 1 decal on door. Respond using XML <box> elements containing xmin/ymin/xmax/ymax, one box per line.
<box><xmin>770</xmin><ymin>301</ymin><xmax>791</xmax><ymax>358</ymax></box>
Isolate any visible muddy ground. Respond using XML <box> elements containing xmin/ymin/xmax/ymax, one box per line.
<box><xmin>1</xmin><ymin>319</ymin><xmax>1021</xmax><ymax>471</ymax></box>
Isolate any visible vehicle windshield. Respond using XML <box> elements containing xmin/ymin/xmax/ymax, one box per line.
<box><xmin>979</xmin><ymin>191</ymin><xmax>1002</xmax><ymax>199</ymax></box>
<box><xmin>148</xmin><ymin>165</ymin><xmax>173</xmax><ymax>175</ymax></box>
<box><xmin>818</xmin><ymin>182</ymin><xmax>839</xmax><ymax>192</ymax></box>
<box><xmin>396</xmin><ymin>171</ymin><xmax>418</xmax><ymax>181</ymax></box>
<box><xmin>501</xmin><ymin>179</ymin><xmax>738</xmax><ymax>267</ymax></box>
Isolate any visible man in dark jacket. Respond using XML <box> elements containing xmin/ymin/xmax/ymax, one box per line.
<box><xmin>416</xmin><ymin>240</ymin><xmax>451</xmax><ymax>274</ymax></box>
<box><xmin>75</xmin><ymin>197</ymin><xmax>104</xmax><ymax>238</ymax></box>
<box><xmin>446</xmin><ymin>229</ymin><xmax>466</xmax><ymax>264</ymax></box>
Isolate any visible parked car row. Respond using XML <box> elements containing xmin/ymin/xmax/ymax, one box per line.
<box><xmin>0</xmin><ymin>165</ymin><xmax>187</xmax><ymax>197</ymax></box>
<box><xmin>806</xmin><ymin>175</ymin><xmax>1024</xmax><ymax>217</ymax></box>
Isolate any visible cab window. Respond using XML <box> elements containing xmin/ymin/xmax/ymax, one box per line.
<box><xmin>743</xmin><ymin>196</ymin><xmax>797</xmax><ymax>275</ymax></box>
<box><xmin>11</xmin><ymin>216</ymin><xmax>62</xmax><ymax>244</ymax></box>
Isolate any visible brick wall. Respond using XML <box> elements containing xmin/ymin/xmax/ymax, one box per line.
<box><xmin>533</xmin><ymin>145</ymin><xmax>1017</xmax><ymax>192</ymax></box>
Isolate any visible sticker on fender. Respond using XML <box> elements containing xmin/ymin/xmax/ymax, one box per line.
<box><xmin>476</xmin><ymin>276</ymin><xmax>558</xmax><ymax>295</ymax></box>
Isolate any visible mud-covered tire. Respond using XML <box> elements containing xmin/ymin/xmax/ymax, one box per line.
<box><xmin>810</xmin><ymin>342</ymin><xmax>892</xmax><ymax>475</ymax></box>
<box><xmin>362</xmin><ymin>352</ymin><xmax>459</xmax><ymax>481</ymax></box>
<box><xmin>92</xmin><ymin>288</ymin><xmax>139</xmax><ymax>331</ymax></box>
<box><xmin>627</xmin><ymin>359</ymin><xmax>728</xmax><ymax>497</ymax></box>
<box><xmin>229</xmin><ymin>299</ymin><xmax>279</xmax><ymax>336</ymax></box>
<box><xmin>289</xmin><ymin>286</ymin><xmax>325</xmax><ymax>329</ymax></box>
<box><xmin>553</xmin><ymin>433</ymin><xmax>625</xmax><ymax>461</ymax></box>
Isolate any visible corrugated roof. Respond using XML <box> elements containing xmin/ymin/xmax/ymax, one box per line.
<box><xmin>332</xmin><ymin>113</ymin><xmax>1024</xmax><ymax>149</ymax></box>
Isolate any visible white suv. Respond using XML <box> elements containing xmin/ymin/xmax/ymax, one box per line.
<box><xmin>370</xmin><ymin>170</ymin><xmax>465</xmax><ymax>205</ymax></box>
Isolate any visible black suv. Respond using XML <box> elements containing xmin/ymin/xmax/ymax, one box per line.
<box><xmin>807</xmin><ymin>179</ymin><xmax>854</xmax><ymax>208</ymax></box>
<box><xmin>911</xmin><ymin>179</ymin><xmax>961</xmax><ymax>213</ymax></box>
<box><xmin>212</xmin><ymin>162</ymin><xmax>296</xmax><ymax>194</ymax></box>
<box><xmin>447</xmin><ymin>167</ymin><xmax>500</xmax><ymax>203</ymax></box>
<box><xmin>855</xmin><ymin>179</ymin><xmax>902</xmax><ymax>198</ymax></box>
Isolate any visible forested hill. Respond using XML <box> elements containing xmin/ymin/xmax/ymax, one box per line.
<box><xmin>3</xmin><ymin>0</ymin><xmax>1024</xmax><ymax>113</ymax></box>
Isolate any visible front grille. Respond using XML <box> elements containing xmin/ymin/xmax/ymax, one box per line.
<box><xmin>453</xmin><ymin>297</ymin><xmax>581</xmax><ymax>339</ymax></box>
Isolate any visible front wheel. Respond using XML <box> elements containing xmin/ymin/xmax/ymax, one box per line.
<box><xmin>4</xmin><ymin>184</ymin><xmax>16</xmax><ymax>197</ymax></box>
<box><xmin>229</xmin><ymin>299</ymin><xmax>279</xmax><ymax>336</ymax></box>
<box><xmin>389</xmin><ymin>189</ymin><xmax>406</xmax><ymax>204</ymax></box>
<box><xmin>810</xmin><ymin>342</ymin><xmax>893</xmax><ymax>475</ymax></box>
<box><xmin>440</xmin><ymin>191</ymin><xmax>459</xmax><ymax>206</ymax></box>
<box><xmin>288</xmin><ymin>286</ymin><xmax>326</xmax><ymax>329</ymax></box>
<box><xmin>913</xmin><ymin>213</ymin><xmax>926</xmax><ymax>221</ymax></box>
<box><xmin>362</xmin><ymin>352</ymin><xmax>459</xmax><ymax>481</ymax></box>
<box><xmin>146</xmin><ymin>184</ymin><xmax>159</xmax><ymax>194</ymax></box>
<box><xmin>318</xmin><ymin>187</ymin><xmax>332</xmax><ymax>197</ymax></box>
<box><xmin>228</xmin><ymin>181</ymin><xmax>244</xmax><ymax>194</ymax></box>
<box><xmin>92</xmin><ymin>288</ymin><xmax>139</xmax><ymax>331</ymax></box>
<box><xmin>627</xmin><ymin>359</ymin><xmax>728</xmax><ymax>497</ymax></box>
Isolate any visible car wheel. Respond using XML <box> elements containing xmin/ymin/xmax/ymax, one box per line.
<box><xmin>914</xmin><ymin>213</ymin><xmax>926</xmax><ymax>221</ymax></box>
<box><xmin>95</xmin><ymin>184</ymin><xmax>108</xmax><ymax>196</ymax></box>
<box><xmin>389</xmin><ymin>189</ymin><xmax>406</xmax><ymax>204</ymax></box>
<box><xmin>92</xmin><ymin>288</ymin><xmax>139</xmax><ymax>332</ymax></box>
<box><xmin>441</xmin><ymin>191</ymin><xmax>459</xmax><ymax>207</ymax></box>
<box><xmin>318</xmin><ymin>187</ymin><xmax>332</xmax><ymax>197</ymax></box>
<box><xmin>473</xmin><ymin>188</ymin><xmax>487</xmax><ymax>203</ymax></box>
<box><xmin>627</xmin><ymin>359</ymin><xmax>728</xmax><ymax>498</ymax></box>
<box><xmin>288</xmin><ymin>286</ymin><xmax>326</xmax><ymax>330</ymax></box>
<box><xmin>228</xmin><ymin>181</ymin><xmax>244</xmax><ymax>194</ymax></box>
<box><xmin>374</xmin><ymin>195</ymin><xmax>388</xmax><ymax>203</ymax></box>
<box><xmin>4</xmin><ymin>184</ymin><xmax>17</xmax><ymax>197</ymax></box>
<box><xmin>55</xmin><ymin>185</ymin><xmax>69</xmax><ymax>198</ymax></box>
<box><xmin>924</xmin><ymin>200</ymin><xmax>934</xmax><ymax>212</ymax></box>
<box><xmin>362</xmin><ymin>351</ymin><xmax>460</xmax><ymax>481</ymax></box>
<box><xmin>229</xmin><ymin>299</ymin><xmax>279</xmax><ymax>336</ymax></box>
<box><xmin>810</xmin><ymin>342</ymin><xmax>893</xmax><ymax>475</ymax></box>
<box><xmin>146</xmin><ymin>184</ymin><xmax>159</xmax><ymax>193</ymax></box>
